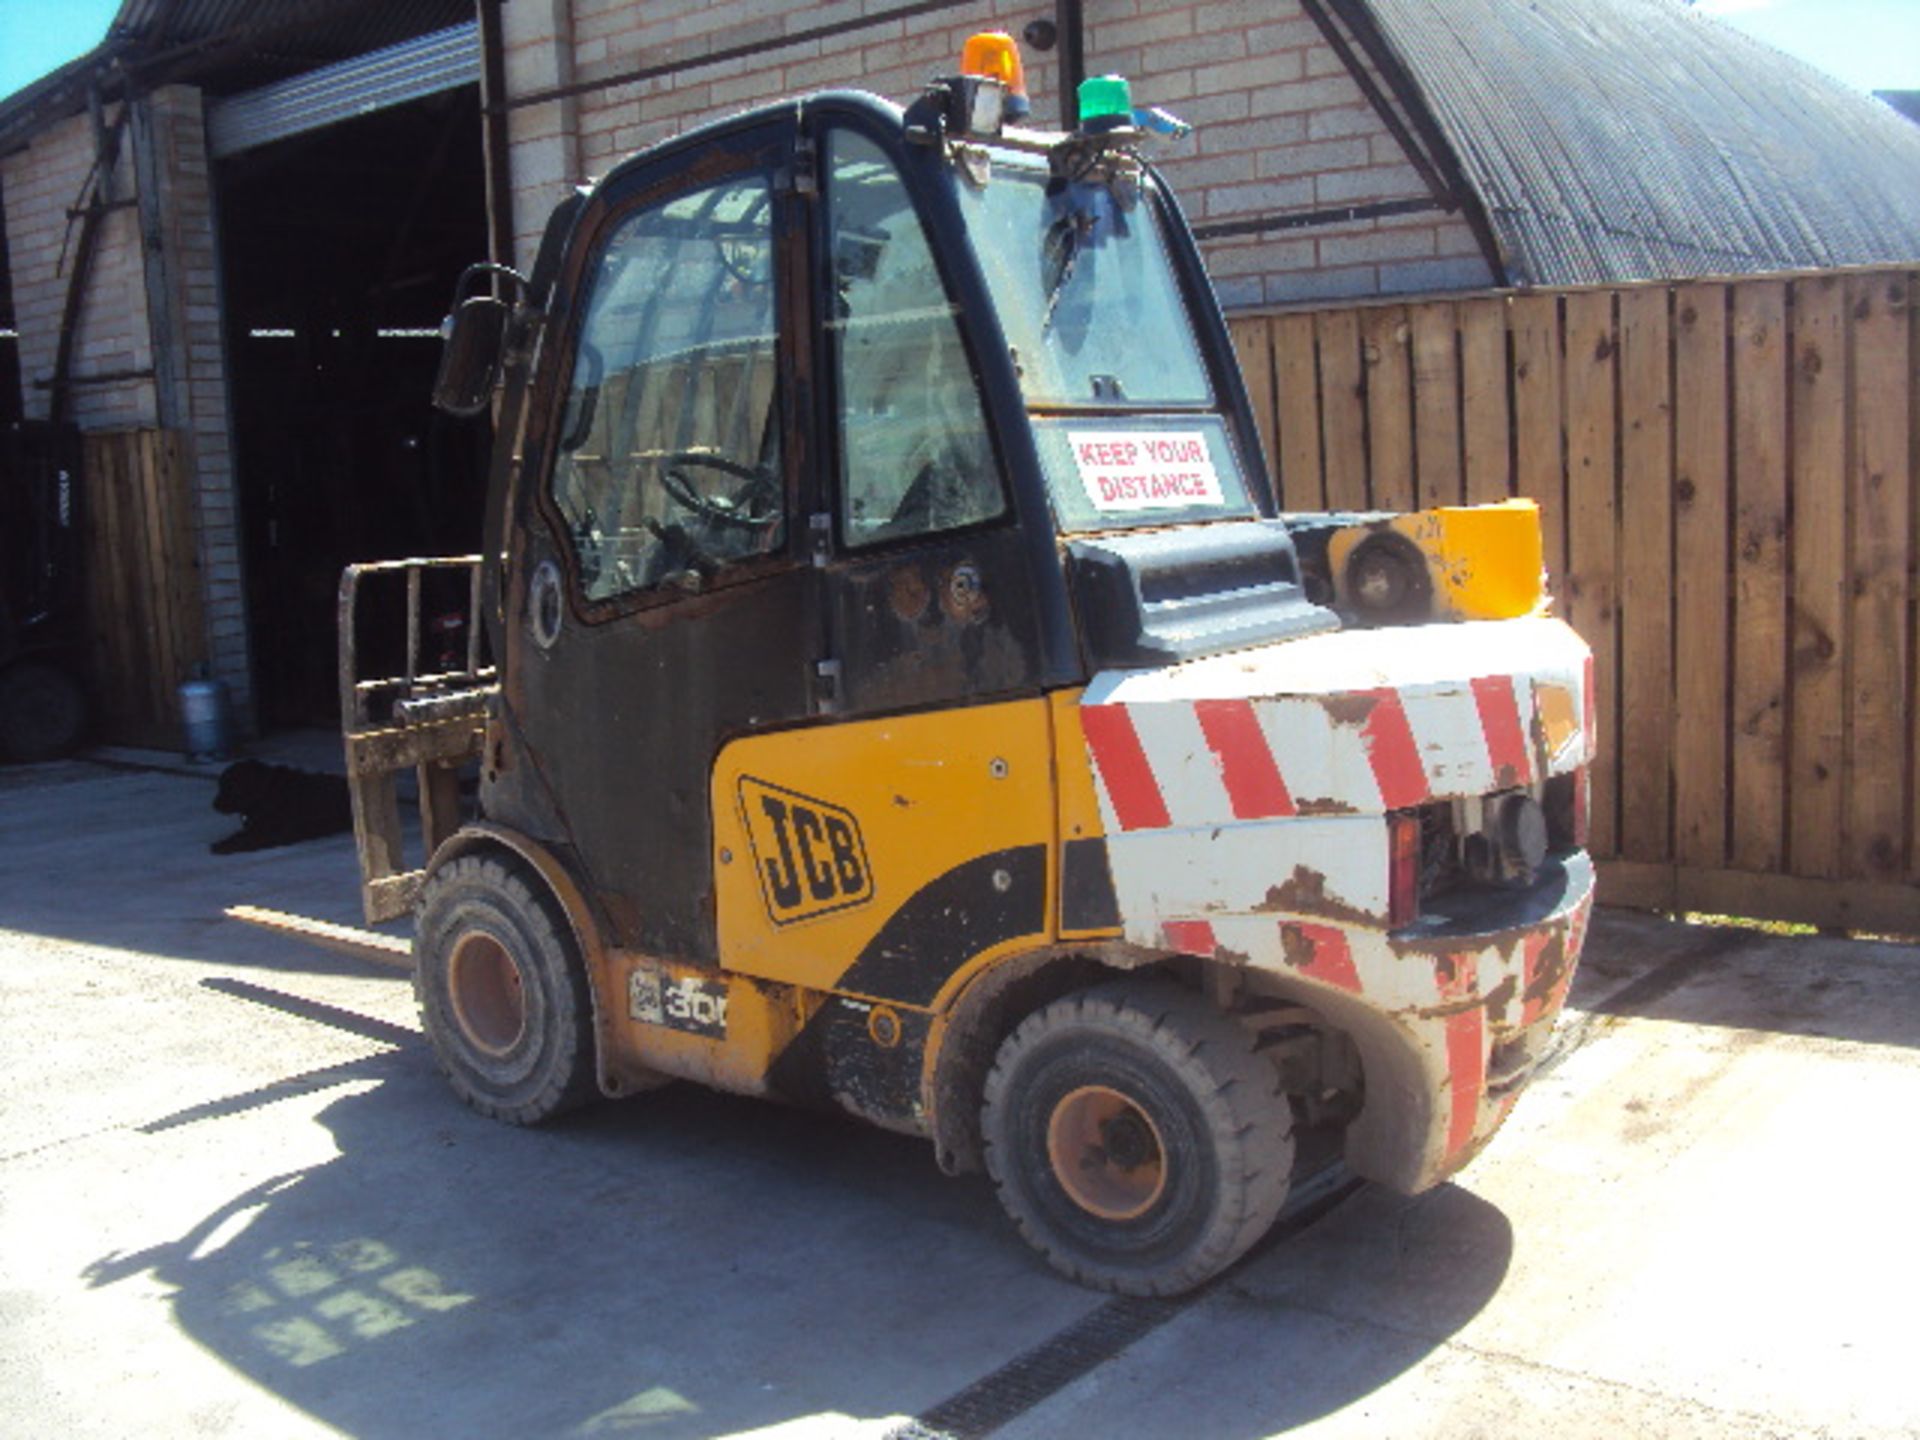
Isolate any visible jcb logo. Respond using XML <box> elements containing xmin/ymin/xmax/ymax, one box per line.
<box><xmin>739</xmin><ymin>777</ymin><xmax>874</xmax><ymax>925</ymax></box>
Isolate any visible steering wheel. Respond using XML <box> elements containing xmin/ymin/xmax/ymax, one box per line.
<box><xmin>657</xmin><ymin>451</ymin><xmax>780</xmax><ymax>530</ymax></box>
<box><xmin>714</xmin><ymin>233</ymin><xmax>770</xmax><ymax>287</ymax></box>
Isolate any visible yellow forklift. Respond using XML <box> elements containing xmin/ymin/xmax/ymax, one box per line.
<box><xmin>339</xmin><ymin>39</ymin><xmax>1595</xmax><ymax>1295</ymax></box>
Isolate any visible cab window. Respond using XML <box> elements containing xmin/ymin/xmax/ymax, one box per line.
<box><xmin>826</xmin><ymin>130</ymin><xmax>1006</xmax><ymax>548</ymax></box>
<box><xmin>550</xmin><ymin>174</ymin><xmax>783</xmax><ymax>601</ymax></box>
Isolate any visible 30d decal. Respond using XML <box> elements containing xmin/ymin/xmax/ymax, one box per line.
<box><xmin>738</xmin><ymin>776</ymin><xmax>874</xmax><ymax>926</ymax></box>
<box><xmin>629</xmin><ymin>968</ymin><xmax>729</xmax><ymax>1038</ymax></box>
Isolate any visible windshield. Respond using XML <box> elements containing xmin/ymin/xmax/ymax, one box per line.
<box><xmin>955</xmin><ymin>147</ymin><xmax>1257</xmax><ymax>534</ymax></box>
<box><xmin>957</xmin><ymin>153</ymin><xmax>1211</xmax><ymax>408</ymax></box>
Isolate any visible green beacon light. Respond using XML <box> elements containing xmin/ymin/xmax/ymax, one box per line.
<box><xmin>1077</xmin><ymin>73</ymin><xmax>1133</xmax><ymax>132</ymax></box>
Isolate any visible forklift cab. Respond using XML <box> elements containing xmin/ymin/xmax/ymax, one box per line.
<box><xmin>486</xmin><ymin>90</ymin><xmax>1324</xmax><ymax>965</ymax></box>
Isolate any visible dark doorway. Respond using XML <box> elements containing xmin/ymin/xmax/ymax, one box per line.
<box><xmin>217</xmin><ymin>87</ymin><xmax>489</xmax><ymax>729</ymax></box>
<box><xmin>0</xmin><ymin>178</ymin><xmax>22</xmax><ymax>432</ymax></box>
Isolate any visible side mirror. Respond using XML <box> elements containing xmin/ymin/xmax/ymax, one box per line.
<box><xmin>432</xmin><ymin>295</ymin><xmax>511</xmax><ymax>417</ymax></box>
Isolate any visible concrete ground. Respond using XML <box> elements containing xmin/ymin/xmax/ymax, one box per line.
<box><xmin>2</xmin><ymin>746</ymin><xmax>1917</xmax><ymax>1440</ymax></box>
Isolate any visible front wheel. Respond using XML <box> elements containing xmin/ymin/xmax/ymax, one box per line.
<box><xmin>981</xmin><ymin>979</ymin><xmax>1295</xmax><ymax>1295</ymax></box>
<box><xmin>414</xmin><ymin>854</ymin><xmax>597</xmax><ymax>1124</ymax></box>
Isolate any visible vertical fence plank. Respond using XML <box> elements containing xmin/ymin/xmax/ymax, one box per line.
<box><xmin>80</xmin><ymin>438</ymin><xmax>117</xmax><ymax>732</ymax></box>
<box><xmin>1460</xmin><ymin>298</ymin><xmax>1512</xmax><ymax>503</ymax></box>
<box><xmin>1228</xmin><ymin>315</ymin><xmax>1278</xmax><ymax>495</ymax></box>
<box><xmin>1318</xmin><ymin>310</ymin><xmax>1369</xmax><ymax>512</ymax></box>
<box><xmin>1511</xmin><ymin>294</ymin><xmax>1566</xmax><ymax>589</ymax></box>
<box><xmin>1274</xmin><ymin>313</ymin><xmax>1324</xmax><ymax>509</ymax></box>
<box><xmin>94</xmin><ymin>440</ymin><xmax>138</xmax><ymax>734</ymax></box>
<box><xmin>1411</xmin><ymin>301</ymin><xmax>1463</xmax><ymax>508</ymax></box>
<box><xmin>1846</xmin><ymin>272</ymin><xmax>1913</xmax><ymax>882</ymax></box>
<box><xmin>1364</xmin><ymin>307</ymin><xmax>1415</xmax><ymax>512</ymax></box>
<box><xmin>161</xmin><ymin>431</ymin><xmax>206</xmax><ymax>683</ymax></box>
<box><xmin>134</xmin><ymin>434</ymin><xmax>176</xmax><ymax>726</ymax></box>
<box><xmin>1730</xmin><ymin>282</ymin><xmax>1790</xmax><ymax>874</ymax></box>
<box><xmin>1911</xmin><ymin>272</ymin><xmax>1920</xmax><ymax>886</ymax></box>
<box><xmin>1673</xmin><ymin>284</ymin><xmax>1731</xmax><ymax>871</ymax></box>
<box><xmin>1787</xmin><ymin>276</ymin><xmax>1849</xmax><ymax>878</ymax></box>
<box><xmin>1564</xmin><ymin>290</ymin><xmax>1620</xmax><ymax>859</ymax></box>
<box><xmin>1618</xmin><ymin>287</ymin><xmax>1674</xmax><ymax>865</ymax></box>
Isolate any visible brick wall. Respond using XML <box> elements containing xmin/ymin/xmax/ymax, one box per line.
<box><xmin>497</xmin><ymin>0</ymin><xmax>1491</xmax><ymax>305</ymax></box>
<box><xmin>502</xmin><ymin>0</ymin><xmax>1063</xmax><ymax>266</ymax></box>
<box><xmin>141</xmin><ymin>86</ymin><xmax>253</xmax><ymax>729</ymax></box>
<box><xmin>1</xmin><ymin>107</ymin><xmax>156</xmax><ymax>429</ymax></box>
<box><xmin>0</xmin><ymin>87</ymin><xmax>253</xmax><ymax>731</ymax></box>
<box><xmin>1094</xmin><ymin>0</ymin><xmax>1491</xmax><ymax>305</ymax></box>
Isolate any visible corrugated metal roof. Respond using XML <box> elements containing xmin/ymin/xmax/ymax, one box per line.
<box><xmin>107</xmin><ymin>0</ymin><xmax>472</xmax><ymax>92</ymax></box>
<box><xmin>1364</xmin><ymin>0</ymin><xmax>1920</xmax><ymax>285</ymax></box>
<box><xmin>0</xmin><ymin>0</ymin><xmax>469</xmax><ymax>152</ymax></box>
<box><xmin>206</xmin><ymin>21</ymin><xmax>477</xmax><ymax>158</ymax></box>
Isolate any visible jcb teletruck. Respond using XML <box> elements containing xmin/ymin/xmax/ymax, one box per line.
<box><xmin>340</xmin><ymin>38</ymin><xmax>1595</xmax><ymax>1295</ymax></box>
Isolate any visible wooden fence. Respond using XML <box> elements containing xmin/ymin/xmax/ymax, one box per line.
<box><xmin>1228</xmin><ymin>267</ymin><xmax>1919</xmax><ymax>933</ymax></box>
<box><xmin>79</xmin><ymin>429</ymin><xmax>206</xmax><ymax>749</ymax></box>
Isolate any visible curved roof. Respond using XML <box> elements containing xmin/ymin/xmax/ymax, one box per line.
<box><xmin>1364</xmin><ymin>0</ymin><xmax>1920</xmax><ymax>285</ymax></box>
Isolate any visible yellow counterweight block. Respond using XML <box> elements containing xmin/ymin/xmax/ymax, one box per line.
<box><xmin>1328</xmin><ymin>499</ymin><xmax>1546</xmax><ymax>621</ymax></box>
<box><xmin>709</xmin><ymin>699</ymin><xmax>1059</xmax><ymax>1131</ymax></box>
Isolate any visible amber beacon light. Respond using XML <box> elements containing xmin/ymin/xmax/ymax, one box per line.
<box><xmin>960</xmin><ymin>31</ymin><xmax>1031</xmax><ymax>120</ymax></box>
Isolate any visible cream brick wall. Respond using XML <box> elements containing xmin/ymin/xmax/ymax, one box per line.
<box><xmin>498</xmin><ymin>0</ymin><xmax>1492</xmax><ymax>306</ymax></box>
<box><xmin>1090</xmin><ymin>0</ymin><xmax>1490</xmax><ymax>305</ymax></box>
<box><xmin>0</xmin><ymin>87</ymin><xmax>253</xmax><ymax>728</ymax></box>
<box><xmin>504</xmin><ymin>0</ymin><xmax>1063</xmax><ymax>267</ymax></box>
<box><xmin>1</xmin><ymin>108</ymin><xmax>156</xmax><ymax>429</ymax></box>
<box><xmin>143</xmin><ymin>85</ymin><xmax>252</xmax><ymax>727</ymax></box>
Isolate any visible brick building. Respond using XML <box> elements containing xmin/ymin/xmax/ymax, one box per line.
<box><xmin>4</xmin><ymin>0</ymin><xmax>1917</xmax><ymax>742</ymax></box>
<box><xmin>493</xmin><ymin>0</ymin><xmax>1496</xmax><ymax>309</ymax></box>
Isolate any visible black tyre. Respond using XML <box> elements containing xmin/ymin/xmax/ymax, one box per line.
<box><xmin>982</xmin><ymin>978</ymin><xmax>1295</xmax><ymax>1295</ymax></box>
<box><xmin>414</xmin><ymin>854</ymin><xmax>597</xmax><ymax>1124</ymax></box>
<box><xmin>0</xmin><ymin>659</ymin><xmax>87</xmax><ymax>764</ymax></box>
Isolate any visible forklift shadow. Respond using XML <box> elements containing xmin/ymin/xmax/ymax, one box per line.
<box><xmin>80</xmin><ymin>1057</ymin><xmax>1512</xmax><ymax>1440</ymax></box>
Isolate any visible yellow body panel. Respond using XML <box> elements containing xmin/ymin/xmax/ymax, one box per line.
<box><xmin>1050</xmin><ymin>689</ymin><xmax>1106</xmax><ymax>849</ymax></box>
<box><xmin>1328</xmin><ymin>500</ymin><xmax>1545</xmax><ymax>620</ymax></box>
<box><xmin>1049</xmin><ymin>689</ymin><xmax>1122</xmax><ymax>943</ymax></box>
<box><xmin>600</xmin><ymin>949</ymin><xmax>816</xmax><ymax>1097</ymax></box>
<box><xmin>712</xmin><ymin>699</ymin><xmax>1057</xmax><ymax>998</ymax></box>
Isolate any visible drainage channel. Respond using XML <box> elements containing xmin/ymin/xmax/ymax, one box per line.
<box><xmin>884</xmin><ymin>1161</ymin><xmax>1363</xmax><ymax>1440</ymax></box>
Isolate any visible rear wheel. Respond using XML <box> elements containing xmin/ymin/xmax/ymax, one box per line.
<box><xmin>414</xmin><ymin>854</ymin><xmax>597</xmax><ymax>1124</ymax></box>
<box><xmin>982</xmin><ymin>978</ymin><xmax>1295</xmax><ymax>1295</ymax></box>
<box><xmin>0</xmin><ymin>659</ymin><xmax>87</xmax><ymax>763</ymax></box>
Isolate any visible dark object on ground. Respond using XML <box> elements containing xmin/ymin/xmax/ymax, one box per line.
<box><xmin>0</xmin><ymin>658</ymin><xmax>88</xmax><ymax>763</ymax></box>
<box><xmin>2</xmin><ymin>421</ymin><xmax>89</xmax><ymax>764</ymax></box>
<box><xmin>211</xmin><ymin>759</ymin><xmax>353</xmax><ymax>853</ymax></box>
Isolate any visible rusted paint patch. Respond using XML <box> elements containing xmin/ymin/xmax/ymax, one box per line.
<box><xmin>1255</xmin><ymin>863</ymin><xmax>1384</xmax><ymax>926</ymax></box>
<box><xmin>1479</xmin><ymin>972</ymin><xmax>1518</xmax><ymax>1026</ymax></box>
<box><xmin>1392</xmin><ymin>922</ymin><xmax>1532</xmax><ymax>962</ymax></box>
<box><xmin>1322</xmin><ymin>692</ymin><xmax>1381</xmax><ymax>728</ymax></box>
<box><xmin>1278</xmin><ymin>921</ymin><xmax>1362</xmax><ymax>993</ymax></box>
<box><xmin>1521</xmin><ymin>929</ymin><xmax>1572</xmax><ymax>1010</ymax></box>
<box><xmin>888</xmin><ymin>566</ymin><xmax>931</xmax><ymax>622</ymax></box>
<box><xmin>1294</xmin><ymin>795</ymin><xmax>1361</xmax><ymax>816</ymax></box>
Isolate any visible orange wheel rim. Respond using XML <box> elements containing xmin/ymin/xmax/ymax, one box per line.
<box><xmin>448</xmin><ymin>932</ymin><xmax>526</xmax><ymax>1057</ymax></box>
<box><xmin>1046</xmin><ymin>1084</ymin><xmax>1167</xmax><ymax>1221</ymax></box>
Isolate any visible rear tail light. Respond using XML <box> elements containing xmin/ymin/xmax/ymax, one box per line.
<box><xmin>1388</xmin><ymin>810</ymin><xmax>1422</xmax><ymax>927</ymax></box>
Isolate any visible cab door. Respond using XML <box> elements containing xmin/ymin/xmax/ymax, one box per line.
<box><xmin>708</xmin><ymin>114</ymin><xmax>1066</xmax><ymax>1007</ymax></box>
<box><xmin>505</xmin><ymin>121</ymin><xmax>818</xmax><ymax>965</ymax></box>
